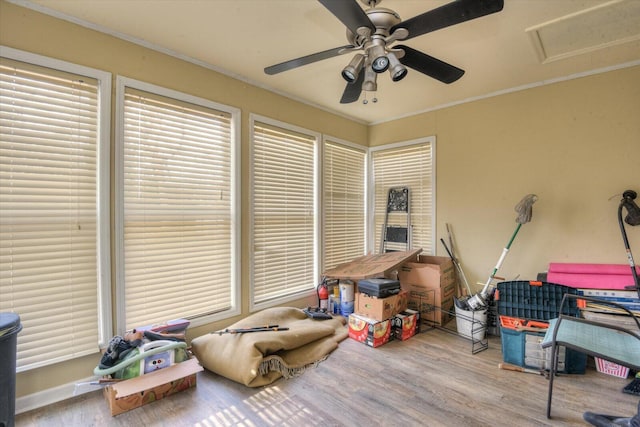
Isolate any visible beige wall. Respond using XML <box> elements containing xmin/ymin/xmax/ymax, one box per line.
<box><xmin>2</xmin><ymin>0</ymin><xmax>640</xmax><ymax>402</ymax></box>
<box><xmin>370</xmin><ymin>66</ymin><xmax>640</xmax><ymax>289</ymax></box>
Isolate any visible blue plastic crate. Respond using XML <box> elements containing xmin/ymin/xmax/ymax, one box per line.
<box><xmin>496</xmin><ymin>280</ymin><xmax>586</xmax><ymax>374</ymax></box>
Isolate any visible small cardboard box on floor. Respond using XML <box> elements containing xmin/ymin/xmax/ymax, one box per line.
<box><xmin>104</xmin><ymin>357</ymin><xmax>203</xmax><ymax>416</ymax></box>
<box><xmin>399</xmin><ymin>255</ymin><xmax>457</xmax><ymax>326</ymax></box>
<box><xmin>392</xmin><ymin>309</ymin><xmax>420</xmax><ymax>341</ymax></box>
<box><xmin>348</xmin><ymin>309</ymin><xmax>420</xmax><ymax>347</ymax></box>
<box><xmin>348</xmin><ymin>314</ymin><xmax>393</xmax><ymax>347</ymax></box>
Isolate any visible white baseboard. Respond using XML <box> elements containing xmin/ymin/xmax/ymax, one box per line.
<box><xmin>16</xmin><ymin>375</ymin><xmax>99</xmax><ymax>415</ymax></box>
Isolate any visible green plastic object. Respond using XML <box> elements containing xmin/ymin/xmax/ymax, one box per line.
<box><xmin>93</xmin><ymin>341</ymin><xmax>188</xmax><ymax>378</ymax></box>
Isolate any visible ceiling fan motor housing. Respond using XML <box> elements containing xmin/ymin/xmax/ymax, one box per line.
<box><xmin>347</xmin><ymin>7</ymin><xmax>402</xmax><ymax>47</ymax></box>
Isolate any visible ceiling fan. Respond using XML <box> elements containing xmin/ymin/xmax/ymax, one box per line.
<box><xmin>264</xmin><ymin>0</ymin><xmax>504</xmax><ymax>104</ymax></box>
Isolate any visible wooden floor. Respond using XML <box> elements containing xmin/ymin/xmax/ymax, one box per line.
<box><xmin>15</xmin><ymin>324</ymin><xmax>639</xmax><ymax>427</ymax></box>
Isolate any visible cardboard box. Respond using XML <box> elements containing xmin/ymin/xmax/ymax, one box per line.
<box><xmin>323</xmin><ymin>249</ymin><xmax>421</xmax><ymax>280</ymax></box>
<box><xmin>392</xmin><ymin>309</ymin><xmax>420</xmax><ymax>340</ymax></box>
<box><xmin>354</xmin><ymin>290</ymin><xmax>408</xmax><ymax>321</ymax></box>
<box><xmin>399</xmin><ymin>255</ymin><xmax>457</xmax><ymax>325</ymax></box>
<box><xmin>399</xmin><ymin>255</ymin><xmax>456</xmax><ymax>291</ymax></box>
<box><xmin>104</xmin><ymin>358</ymin><xmax>203</xmax><ymax>416</ymax></box>
<box><xmin>408</xmin><ymin>293</ymin><xmax>454</xmax><ymax>325</ymax></box>
<box><xmin>348</xmin><ymin>313</ymin><xmax>392</xmax><ymax>348</ymax></box>
<box><xmin>403</xmin><ymin>283</ymin><xmax>456</xmax><ymax>326</ymax></box>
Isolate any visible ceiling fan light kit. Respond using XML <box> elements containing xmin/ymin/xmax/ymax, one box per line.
<box><xmin>387</xmin><ymin>52</ymin><xmax>407</xmax><ymax>82</ymax></box>
<box><xmin>264</xmin><ymin>0</ymin><xmax>504</xmax><ymax>104</ymax></box>
<box><xmin>362</xmin><ymin>59</ymin><xmax>378</xmax><ymax>92</ymax></box>
<box><xmin>368</xmin><ymin>41</ymin><xmax>390</xmax><ymax>73</ymax></box>
<box><xmin>342</xmin><ymin>53</ymin><xmax>365</xmax><ymax>83</ymax></box>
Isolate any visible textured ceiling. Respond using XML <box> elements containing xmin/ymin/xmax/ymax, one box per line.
<box><xmin>15</xmin><ymin>0</ymin><xmax>640</xmax><ymax>124</ymax></box>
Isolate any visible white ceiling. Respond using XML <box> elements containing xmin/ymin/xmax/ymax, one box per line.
<box><xmin>16</xmin><ymin>0</ymin><xmax>640</xmax><ymax>124</ymax></box>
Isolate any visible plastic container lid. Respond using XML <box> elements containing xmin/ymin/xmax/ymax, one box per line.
<box><xmin>496</xmin><ymin>280</ymin><xmax>580</xmax><ymax>321</ymax></box>
<box><xmin>0</xmin><ymin>312</ymin><xmax>22</xmax><ymax>339</ymax></box>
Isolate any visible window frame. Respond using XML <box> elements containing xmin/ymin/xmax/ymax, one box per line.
<box><xmin>321</xmin><ymin>135</ymin><xmax>368</xmax><ymax>271</ymax></box>
<box><xmin>249</xmin><ymin>114</ymin><xmax>321</xmax><ymax>312</ymax></box>
<box><xmin>114</xmin><ymin>76</ymin><xmax>241</xmax><ymax>334</ymax></box>
<box><xmin>368</xmin><ymin>136</ymin><xmax>437</xmax><ymax>255</ymax></box>
<box><xmin>0</xmin><ymin>46</ymin><xmax>112</xmax><ymax>368</ymax></box>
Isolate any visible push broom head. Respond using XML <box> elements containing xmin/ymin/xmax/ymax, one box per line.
<box><xmin>515</xmin><ymin>194</ymin><xmax>538</xmax><ymax>224</ymax></box>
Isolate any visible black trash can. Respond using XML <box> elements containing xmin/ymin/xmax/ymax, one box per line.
<box><xmin>0</xmin><ymin>313</ymin><xmax>22</xmax><ymax>427</ymax></box>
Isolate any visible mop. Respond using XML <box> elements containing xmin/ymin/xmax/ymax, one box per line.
<box><xmin>465</xmin><ymin>194</ymin><xmax>538</xmax><ymax>310</ymax></box>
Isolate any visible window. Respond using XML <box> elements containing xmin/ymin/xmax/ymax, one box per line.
<box><xmin>0</xmin><ymin>48</ymin><xmax>111</xmax><ymax>371</ymax></box>
<box><xmin>250</xmin><ymin>116</ymin><xmax>319</xmax><ymax>309</ymax></box>
<box><xmin>370</xmin><ymin>138</ymin><xmax>435</xmax><ymax>254</ymax></box>
<box><xmin>322</xmin><ymin>138</ymin><xmax>366</xmax><ymax>270</ymax></box>
<box><xmin>116</xmin><ymin>77</ymin><xmax>240</xmax><ymax>332</ymax></box>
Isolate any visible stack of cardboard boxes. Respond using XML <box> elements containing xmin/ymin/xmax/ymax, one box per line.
<box><xmin>349</xmin><ymin>288</ymin><xmax>418</xmax><ymax>348</ymax></box>
<box><xmin>324</xmin><ymin>249</ymin><xmax>458</xmax><ymax>348</ymax></box>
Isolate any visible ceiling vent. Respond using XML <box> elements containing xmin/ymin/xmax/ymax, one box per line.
<box><xmin>526</xmin><ymin>0</ymin><xmax>640</xmax><ymax>63</ymax></box>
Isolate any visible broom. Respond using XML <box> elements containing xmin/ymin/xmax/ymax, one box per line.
<box><xmin>465</xmin><ymin>194</ymin><xmax>538</xmax><ymax>310</ymax></box>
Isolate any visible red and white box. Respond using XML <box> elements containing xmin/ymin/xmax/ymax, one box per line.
<box><xmin>348</xmin><ymin>313</ymin><xmax>392</xmax><ymax>348</ymax></box>
<box><xmin>595</xmin><ymin>357</ymin><xmax>630</xmax><ymax>378</ymax></box>
<box><xmin>392</xmin><ymin>309</ymin><xmax>420</xmax><ymax>341</ymax></box>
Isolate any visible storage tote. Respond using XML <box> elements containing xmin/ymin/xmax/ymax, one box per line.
<box><xmin>496</xmin><ymin>280</ymin><xmax>587</xmax><ymax>374</ymax></box>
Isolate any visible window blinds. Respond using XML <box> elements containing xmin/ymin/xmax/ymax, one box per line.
<box><xmin>121</xmin><ymin>87</ymin><xmax>234</xmax><ymax>330</ymax></box>
<box><xmin>323</xmin><ymin>140</ymin><xmax>366</xmax><ymax>270</ymax></box>
<box><xmin>251</xmin><ymin>121</ymin><xmax>317</xmax><ymax>306</ymax></box>
<box><xmin>371</xmin><ymin>141</ymin><xmax>434</xmax><ymax>254</ymax></box>
<box><xmin>0</xmin><ymin>58</ymin><xmax>101</xmax><ymax>371</ymax></box>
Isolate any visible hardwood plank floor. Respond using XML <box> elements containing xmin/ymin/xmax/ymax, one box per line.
<box><xmin>15</xmin><ymin>325</ymin><xmax>639</xmax><ymax>426</ymax></box>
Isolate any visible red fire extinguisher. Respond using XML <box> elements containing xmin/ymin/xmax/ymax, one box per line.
<box><xmin>317</xmin><ymin>280</ymin><xmax>329</xmax><ymax>310</ymax></box>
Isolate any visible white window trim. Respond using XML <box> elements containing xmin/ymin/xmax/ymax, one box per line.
<box><xmin>248</xmin><ymin>113</ymin><xmax>321</xmax><ymax>312</ymax></box>
<box><xmin>320</xmin><ymin>134</ymin><xmax>368</xmax><ymax>271</ymax></box>
<box><xmin>0</xmin><ymin>45</ymin><xmax>112</xmax><ymax>349</ymax></box>
<box><xmin>367</xmin><ymin>136</ymin><xmax>437</xmax><ymax>255</ymax></box>
<box><xmin>114</xmin><ymin>76</ymin><xmax>241</xmax><ymax>334</ymax></box>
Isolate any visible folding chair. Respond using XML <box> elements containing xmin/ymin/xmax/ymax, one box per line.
<box><xmin>541</xmin><ymin>294</ymin><xmax>640</xmax><ymax>419</ymax></box>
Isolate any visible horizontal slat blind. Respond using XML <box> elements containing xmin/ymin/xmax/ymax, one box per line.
<box><xmin>323</xmin><ymin>140</ymin><xmax>366</xmax><ymax>270</ymax></box>
<box><xmin>372</xmin><ymin>142</ymin><xmax>434</xmax><ymax>254</ymax></box>
<box><xmin>0</xmin><ymin>58</ymin><xmax>101</xmax><ymax>371</ymax></box>
<box><xmin>252</xmin><ymin>121</ymin><xmax>316</xmax><ymax>304</ymax></box>
<box><xmin>122</xmin><ymin>88</ymin><xmax>233</xmax><ymax>329</ymax></box>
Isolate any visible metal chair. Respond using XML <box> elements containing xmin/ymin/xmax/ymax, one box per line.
<box><xmin>541</xmin><ymin>294</ymin><xmax>640</xmax><ymax>419</ymax></box>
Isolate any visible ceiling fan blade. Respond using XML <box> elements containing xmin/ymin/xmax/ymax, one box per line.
<box><xmin>264</xmin><ymin>45</ymin><xmax>353</xmax><ymax>75</ymax></box>
<box><xmin>318</xmin><ymin>0</ymin><xmax>375</xmax><ymax>36</ymax></box>
<box><xmin>340</xmin><ymin>71</ymin><xmax>364</xmax><ymax>104</ymax></box>
<box><xmin>391</xmin><ymin>0</ymin><xmax>504</xmax><ymax>41</ymax></box>
<box><xmin>396</xmin><ymin>45</ymin><xmax>464</xmax><ymax>84</ymax></box>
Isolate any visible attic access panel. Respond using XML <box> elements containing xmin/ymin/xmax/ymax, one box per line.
<box><xmin>526</xmin><ymin>0</ymin><xmax>640</xmax><ymax>63</ymax></box>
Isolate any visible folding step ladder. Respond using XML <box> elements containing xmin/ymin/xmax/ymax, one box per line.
<box><xmin>379</xmin><ymin>187</ymin><xmax>411</xmax><ymax>253</ymax></box>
